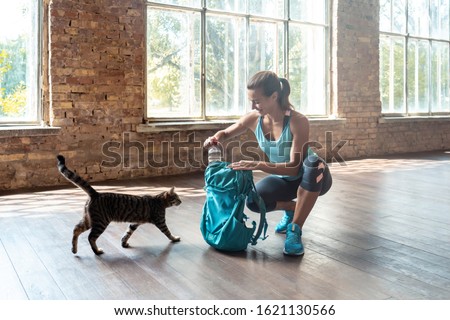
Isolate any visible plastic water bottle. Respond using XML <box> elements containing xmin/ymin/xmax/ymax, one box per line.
<box><xmin>208</xmin><ymin>143</ymin><xmax>222</xmax><ymax>163</ymax></box>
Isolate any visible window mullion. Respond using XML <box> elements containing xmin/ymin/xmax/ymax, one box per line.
<box><xmin>428</xmin><ymin>40</ymin><xmax>432</xmax><ymax>115</ymax></box>
<box><xmin>428</xmin><ymin>0</ymin><xmax>432</xmax><ymax>115</ymax></box>
<box><xmin>390</xmin><ymin>0</ymin><xmax>394</xmax><ymax>33</ymax></box>
<box><xmin>405</xmin><ymin>0</ymin><xmax>409</xmax><ymax>115</ymax></box>
<box><xmin>403</xmin><ymin>36</ymin><xmax>408</xmax><ymax>115</ymax></box>
<box><xmin>284</xmin><ymin>0</ymin><xmax>289</xmax><ymax>78</ymax></box>
<box><xmin>245</xmin><ymin>12</ymin><xmax>250</xmax><ymax>94</ymax></box>
<box><xmin>389</xmin><ymin>38</ymin><xmax>395</xmax><ymax>112</ymax></box>
<box><xmin>201</xmin><ymin>6</ymin><xmax>206</xmax><ymax>120</ymax></box>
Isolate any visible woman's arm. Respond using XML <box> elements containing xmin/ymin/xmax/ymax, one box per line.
<box><xmin>203</xmin><ymin>111</ymin><xmax>259</xmax><ymax>148</ymax></box>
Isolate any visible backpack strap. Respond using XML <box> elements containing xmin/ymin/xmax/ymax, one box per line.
<box><xmin>249</xmin><ymin>179</ymin><xmax>268</xmax><ymax>245</ymax></box>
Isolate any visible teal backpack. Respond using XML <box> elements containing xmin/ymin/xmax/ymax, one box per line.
<box><xmin>200</xmin><ymin>161</ymin><xmax>268</xmax><ymax>251</ymax></box>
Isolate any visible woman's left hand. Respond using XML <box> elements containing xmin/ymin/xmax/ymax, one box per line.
<box><xmin>228</xmin><ymin>160</ymin><xmax>260</xmax><ymax>170</ymax></box>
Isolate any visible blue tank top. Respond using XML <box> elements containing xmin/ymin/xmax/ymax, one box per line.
<box><xmin>255</xmin><ymin>110</ymin><xmax>303</xmax><ymax>181</ymax></box>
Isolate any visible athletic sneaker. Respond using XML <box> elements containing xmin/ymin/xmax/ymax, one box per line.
<box><xmin>283</xmin><ymin>223</ymin><xmax>304</xmax><ymax>256</ymax></box>
<box><xmin>275</xmin><ymin>210</ymin><xmax>294</xmax><ymax>233</ymax></box>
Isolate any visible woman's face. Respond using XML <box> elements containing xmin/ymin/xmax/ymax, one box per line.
<box><xmin>247</xmin><ymin>88</ymin><xmax>278</xmax><ymax>115</ymax></box>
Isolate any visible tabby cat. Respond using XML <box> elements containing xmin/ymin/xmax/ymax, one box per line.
<box><xmin>56</xmin><ymin>155</ymin><xmax>181</xmax><ymax>255</ymax></box>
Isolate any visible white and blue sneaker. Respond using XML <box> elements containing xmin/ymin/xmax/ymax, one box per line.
<box><xmin>283</xmin><ymin>223</ymin><xmax>304</xmax><ymax>256</ymax></box>
<box><xmin>275</xmin><ymin>210</ymin><xmax>294</xmax><ymax>233</ymax></box>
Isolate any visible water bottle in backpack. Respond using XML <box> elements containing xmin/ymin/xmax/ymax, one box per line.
<box><xmin>208</xmin><ymin>143</ymin><xmax>222</xmax><ymax>163</ymax></box>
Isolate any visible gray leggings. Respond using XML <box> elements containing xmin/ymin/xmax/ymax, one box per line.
<box><xmin>247</xmin><ymin>154</ymin><xmax>332</xmax><ymax>212</ymax></box>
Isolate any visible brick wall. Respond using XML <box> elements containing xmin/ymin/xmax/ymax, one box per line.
<box><xmin>332</xmin><ymin>0</ymin><xmax>382</xmax><ymax>159</ymax></box>
<box><xmin>0</xmin><ymin>0</ymin><xmax>449</xmax><ymax>191</ymax></box>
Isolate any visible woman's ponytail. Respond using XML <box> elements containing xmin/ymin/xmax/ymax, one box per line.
<box><xmin>278</xmin><ymin>77</ymin><xmax>293</xmax><ymax>111</ymax></box>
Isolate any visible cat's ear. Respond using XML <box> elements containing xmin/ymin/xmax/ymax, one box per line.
<box><xmin>169</xmin><ymin>186</ymin><xmax>175</xmax><ymax>194</ymax></box>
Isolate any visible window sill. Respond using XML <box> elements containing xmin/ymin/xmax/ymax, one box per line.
<box><xmin>0</xmin><ymin>126</ymin><xmax>61</xmax><ymax>138</ymax></box>
<box><xmin>379</xmin><ymin>115</ymin><xmax>450</xmax><ymax>123</ymax></box>
<box><xmin>309</xmin><ymin>117</ymin><xmax>346</xmax><ymax>125</ymax></box>
<box><xmin>137</xmin><ymin>120</ymin><xmax>237</xmax><ymax>133</ymax></box>
<box><xmin>137</xmin><ymin>117</ymin><xmax>345</xmax><ymax>133</ymax></box>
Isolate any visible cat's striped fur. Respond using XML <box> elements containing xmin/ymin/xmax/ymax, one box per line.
<box><xmin>56</xmin><ymin>155</ymin><xmax>181</xmax><ymax>255</ymax></box>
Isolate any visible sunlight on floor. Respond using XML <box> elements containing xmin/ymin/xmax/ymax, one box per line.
<box><xmin>329</xmin><ymin>154</ymin><xmax>450</xmax><ymax>175</ymax></box>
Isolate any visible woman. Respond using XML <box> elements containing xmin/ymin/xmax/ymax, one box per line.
<box><xmin>204</xmin><ymin>71</ymin><xmax>332</xmax><ymax>256</ymax></box>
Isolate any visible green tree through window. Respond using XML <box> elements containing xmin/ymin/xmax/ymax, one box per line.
<box><xmin>0</xmin><ymin>0</ymin><xmax>40</xmax><ymax>124</ymax></box>
<box><xmin>380</xmin><ymin>0</ymin><xmax>450</xmax><ymax>115</ymax></box>
<box><xmin>146</xmin><ymin>0</ymin><xmax>329</xmax><ymax>120</ymax></box>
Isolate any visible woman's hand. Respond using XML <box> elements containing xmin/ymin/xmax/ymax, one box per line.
<box><xmin>203</xmin><ymin>136</ymin><xmax>219</xmax><ymax>149</ymax></box>
<box><xmin>228</xmin><ymin>160</ymin><xmax>261</xmax><ymax>171</ymax></box>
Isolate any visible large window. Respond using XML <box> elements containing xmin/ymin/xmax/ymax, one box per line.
<box><xmin>0</xmin><ymin>0</ymin><xmax>41</xmax><ymax>124</ymax></box>
<box><xmin>380</xmin><ymin>0</ymin><xmax>450</xmax><ymax>115</ymax></box>
<box><xmin>146</xmin><ymin>0</ymin><xmax>329</xmax><ymax>120</ymax></box>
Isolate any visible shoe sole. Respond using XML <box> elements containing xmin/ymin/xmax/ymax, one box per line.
<box><xmin>283</xmin><ymin>249</ymin><xmax>304</xmax><ymax>256</ymax></box>
<box><xmin>275</xmin><ymin>229</ymin><xmax>287</xmax><ymax>234</ymax></box>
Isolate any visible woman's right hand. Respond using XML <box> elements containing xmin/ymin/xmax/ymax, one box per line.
<box><xmin>203</xmin><ymin>136</ymin><xmax>219</xmax><ymax>149</ymax></box>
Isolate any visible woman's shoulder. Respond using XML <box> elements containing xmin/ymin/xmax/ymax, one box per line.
<box><xmin>289</xmin><ymin>110</ymin><xmax>309</xmax><ymax>125</ymax></box>
<box><xmin>239</xmin><ymin>110</ymin><xmax>260</xmax><ymax>128</ymax></box>
<box><xmin>288</xmin><ymin>110</ymin><xmax>309</xmax><ymax>138</ymax></box>
<box><xmin>244</xmin><ymin>110</ymin><xmax>260</xmax><ymax>118</ymax></box>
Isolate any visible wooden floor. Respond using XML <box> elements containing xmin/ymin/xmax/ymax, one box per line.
<box><xmin>1</xmin><ymin>151</ymin><xmax>450</xmax><ymax>300</ymax></box>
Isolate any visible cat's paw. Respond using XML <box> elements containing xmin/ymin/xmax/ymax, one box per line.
<box><xmin>94</xmin><ymin>248</ymin><xmax>104</xmax><ymax>255</ymax></box>
<box><xmin>121</xmin><ymin>242</ymin><xmax>130</xmax><ymax>248</ymax></box>
<box><xmin>170</xmin><ymin>235</ymin><xmax>181</xmax><ymax>242</ymax></box>
<box><xmin>72</xmin><ymin>247</ymin><xmax>77</xmax><ymax>254</ymax></box>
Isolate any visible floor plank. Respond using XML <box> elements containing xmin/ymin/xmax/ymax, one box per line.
<box><xmin>0</xmin><ymin>237</ymin><xmax>28</xmax><ymax>299</ymax></box>
<box><xmin>0</xmin><ymin>219</ymin><xmax>66</xmax><ymax>299</ymax></box>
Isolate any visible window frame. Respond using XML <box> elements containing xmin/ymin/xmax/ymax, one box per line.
<box><xmin>0</xmin><ymin>0</ymin><xmax>43</xmax><ymax>126</ymax></box>
<box><xmin>380</xmin><ymin>0</ymin><xmax>450</xmax><ymax>116</ymax></box>
<box><xmin>145</xmin><ymin>0</ymin><xmax>331</xmax><ymax>122</ymax></box>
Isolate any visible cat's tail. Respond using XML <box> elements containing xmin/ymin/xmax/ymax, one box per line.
<box><xmin>56</xmin><ymin>155</ymin><xmax>98</xmax><ymax>197</ymax></box>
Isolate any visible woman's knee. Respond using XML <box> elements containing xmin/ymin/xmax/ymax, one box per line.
<box><xmin>300</xmin><ymin>157</ymin><xmax>332</xmax><ymax>194</ymax></box>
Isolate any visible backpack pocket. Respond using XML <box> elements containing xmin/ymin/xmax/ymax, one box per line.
<box><xmin>202</xmin><ymin>215</ymin><xmax>255</xmax><ymax>252</ymax></box>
